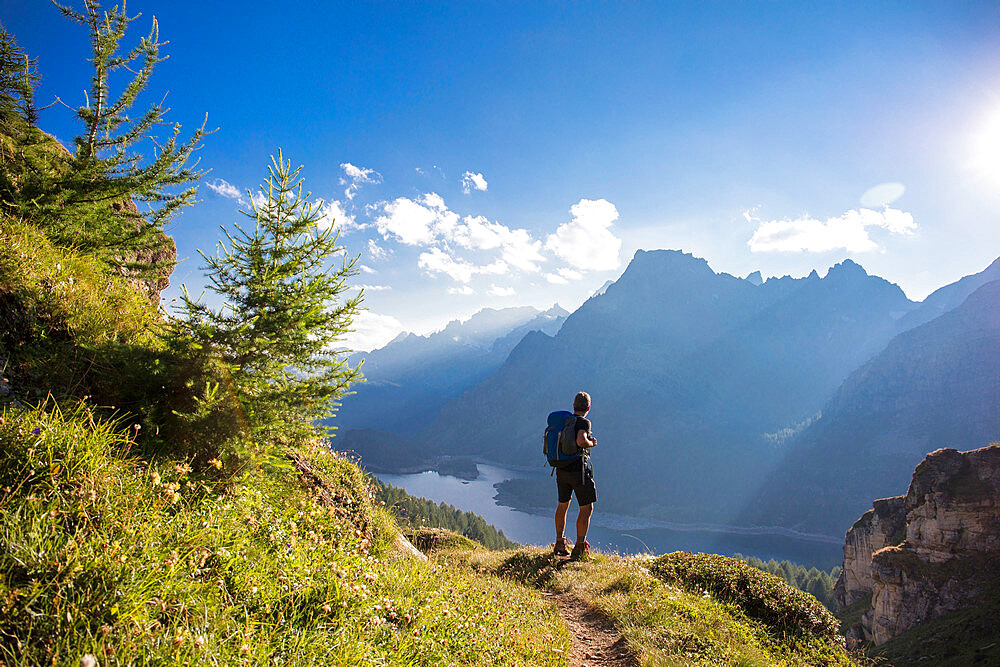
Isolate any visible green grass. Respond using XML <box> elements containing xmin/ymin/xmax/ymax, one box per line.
<box><xmin>0</xmin><ymin>404</ymin><xmax>571</xmax><ymax>665</ymax></box>
<box><xmin>0</xmin><ymin>216</ymin><xmax>164</xmax><ymax>411</ymax></box>
<box><xmin>445</xmin><ymin>546</ymin><xmax>864</xmax><ymax>666</ymax></box>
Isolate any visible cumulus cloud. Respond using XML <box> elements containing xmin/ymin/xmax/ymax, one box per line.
<box><xmin>207</xmin><ymin>178</ymin><xmax>243</xmax><ymax>202</ymax></box>
<box><xmin>367</xmin><ymin>239</ymin><xmax>390</xmax><ymax>260</ymax></box>
<box><xmin>461</xmin><ymin>171</ymin><xmax>488</xmax><ymax>193</ymax></box>
<box><xmin>448</xmin><ymin>285</ymin><xmax>475</xmax><ymax>295</ymax></box>
<box><xmin>358</xmin><ymin>264</ymin><xmax>377</xmax><ymax>274</ymax></box>
<box><xmin>316</xmin><ymin>199</ymin><xmax>364</xmax><ymax>232</ymax></box>
<box><xmin>375</xmin><ymin>193</ymin><xmax>458</xmax><ymax>245</ymax></box>
<box><xmin>374</xmin><ymin>193</ymin><xmax>543</xmax><ymax>280</ymax></box>
<box><xmin>417</xmin><ymin>248</ymin><xmax>508</xmax><ymax>283</ymax></box>
<box><xmin>488</xmin><ymin>284</ymin><xmax>515</xmax><ymax>297</ymax></box>
<box><xmin>746</xmin><ymin>206</ymin><xmax>916</xmax><ymax>253</ymax></box>
<box><xmin>354</xmin><ymin>284</ymin><xmax>391</xmax><ymax>292</ymax></box>
<box><xmin>544</xmin><ymin>272</ymin><xmax>569</xmax><ymax>284</ymax></box>
<box><xmin>339</xmin><ymin>311</ymin><xmax>404</xmax><ymax>352</ymax></box>
<box><xmin>451</xmin><ymin>215</ymin><xmax>545</xmax><ymax>272</ymax></box>
<box><xmin>545</xmin><ymin>199</ymin><xmax>622</xmax><ymax>271</ymax></box>
<box><xmin>340</xmin><ymin>163</ymin><xmax>382</xmax><ymax>200</ymax></box>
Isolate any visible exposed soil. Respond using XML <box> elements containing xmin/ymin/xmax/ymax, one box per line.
<box><xmin>544</xmin><ymin>590</ymin><xmax>639</xmax><ymax>667</ymax></box>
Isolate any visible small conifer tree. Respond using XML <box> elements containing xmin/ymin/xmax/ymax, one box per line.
<box><xmin>179</xmin><ymin>152</ymin><xmax>364</xmax><ymax>449</ymax></box>
<box><xmin>0</xmin><ymin>26</ymin><xmax>39</xmax><ymax>128</ymax></box>
<box><xmin>33</xmin><ymin>1</ymin><xmax>207</xmax><ymax>282</ymax></box>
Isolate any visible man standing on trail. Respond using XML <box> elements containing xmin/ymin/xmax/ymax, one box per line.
<box><xmin>554</xmin><ymin>391</ymin><xmax>597</xmax><ymax>560</ymax></box>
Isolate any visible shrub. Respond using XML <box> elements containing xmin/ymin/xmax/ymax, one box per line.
<box><xmin>649</xmin><ymin>551</ymin><xmax>841</xmax><ymax>637</ymax></box>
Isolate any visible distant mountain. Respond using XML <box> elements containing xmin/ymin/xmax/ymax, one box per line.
<box><xmin>895</xmin><ymin>256</ymin><xmax>1000</xmax><ymax>332</ymax></box>
<box><xmin>333</xmin><ymin>305</ymin><xmax>568</xmax><ymax>437</ymax></box>
<box><xmin>744</xmin><ymin>280</ymin><xmax>1000</xmax><ymax>536</ymax></box>
<box><xmin>420</xmin><ymin>250</ymin><xmax>916</xmax><ymax>525</ymax></box>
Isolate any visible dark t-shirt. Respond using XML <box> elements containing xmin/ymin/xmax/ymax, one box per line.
<box><xmin>562</xmin><ymin>416</ymin><xmax>591</xmax><ymax>474</ymax></box>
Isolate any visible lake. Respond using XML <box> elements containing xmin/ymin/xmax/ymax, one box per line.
<box><xmin>375</xmin><ymin>463</ymin><xmax>844</xmax><ymax>569</ymax></box>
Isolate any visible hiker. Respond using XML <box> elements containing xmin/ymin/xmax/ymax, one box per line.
<box><xmin>553</xmin><ymin>391</ymin><xmax>597</xmax><ymax>560</ymax></box>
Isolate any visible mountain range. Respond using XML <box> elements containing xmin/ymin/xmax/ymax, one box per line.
<box><xmin>335</xmin><ymin>250</ymin><xmax>1000</xmax><ymax>537</ymax></box>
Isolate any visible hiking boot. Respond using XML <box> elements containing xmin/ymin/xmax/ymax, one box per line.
<box><xmin>570</xmin><ymin>540</ymin><xmax>590</xmax><ymax>561</ymax></box>
<box><xmin>553</xmin><ymin>537</ymin><xmax>570</xmax><ymax>557</ymax></box>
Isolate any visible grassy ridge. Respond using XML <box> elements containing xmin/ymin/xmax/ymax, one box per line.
<box><xmin>440</xmin><ymin>542</ymin><xmax>862</xmax><ymax>666</ymax></box>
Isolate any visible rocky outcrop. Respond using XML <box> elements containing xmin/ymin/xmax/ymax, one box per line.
<box><xmin>835</xmin><ymin>495</ymin><xmax>906</xmax><ymax>609</ymax></box>
<box><xmin>836</xmin><ymin>444</ymin><xmax>1000</xmax><ymax>646</ymax></box>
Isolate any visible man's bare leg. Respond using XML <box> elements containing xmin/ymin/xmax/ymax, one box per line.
<box><xmin>555</xmin><ymin>500</ymin><xmax>570</xmax><ymax>537</ymax></box>
<box><xmin>576</xmin><ymin>503</ymin><xmax>593</xmax><ymax>543</ymax></box>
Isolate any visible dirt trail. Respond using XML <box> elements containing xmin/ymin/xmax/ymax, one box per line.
<box><xmin>543</xmin><ymin>591</ymin><xmax>639</xmax><ymax>667</ymax></box>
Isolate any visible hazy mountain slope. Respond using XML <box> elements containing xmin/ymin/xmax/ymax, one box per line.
<box><xmin>421</xmin><ymin>250</ymin><xmax>914</xmax><ymax>524</ymax></box>
<box><xmin>895</xmin><ymin>255</ymin><xmax>1000</xmax><ymax>332</ymax></box>
<box><xmin>336</xmin><ymin>305</ymin><xmax>567</xmax><ymax>436</ymax></box>
<box><xmin>744</xmin><ymin>280</ymin><xmax>1000</xmax><ymax>536</ymax></box>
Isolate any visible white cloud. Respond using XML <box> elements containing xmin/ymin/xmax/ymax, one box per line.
<box><xmin>418</xmin><ymin>247</ymin><xmax>477</xmax><ymax>283</ymax></box>
<box><xmin>354</xmin><ymin>284</ymin><xmax>391</xmax><ymax>292</ymax></box>
<box><xmin>375</xmin><ymin>193</ymin><xmax>459</xmax><ymax>245</ymax></box>
<box><xmin>340</xmin><ymin>163</ymin><xmax>382</xmax><ymax>200</ymax></box>
<box><xmin>545</xmin><ymin>198</ymin><xmax>623</xmax><ymax>271</ymax></box>
<box><xmin>316</xmin><ymin>199</ymin><xmax>364</xmax><ymax>232</ymax></box>
<box><xmin>746</xmin><ymin>206</ymin><xmax>916</xmax><ymax>253</ymax></box>
<box><xmin>207</xmin><ymin>178</ymin><xmax>243</xmax><ymax>202</ymax></box>
<box><xmin>461</xmin><ymin>171</ymin><xmax>488</xmax><ymax>193</ymax></box>
<box><xmin>544</xmin><ymin>272</ymin><xmax>569</xmax><ymax>284</ymax></box>
<box><xmin>340</xmin><ymin>311</ymin><xmax>404</xmax><ymax>352</ymax></box>
<box><xmin>417</xmin><ymin>247</ymin><xmax>510</xmax><ymax>283</ymax></box>
<box><xmin>375</xmin><ymin>193</ymin><xmax>543</xmax><ymax>278</ymax></box>
<box><xmin>488</xmin><ymin>284</ymin><xmax>515</xmax><ymax>297</ymax></box>
<box><xmin>367</xmin><ymin>239</ymin><xmax>390</xmax><ymax>260</ymax></box>
<box><xmin>448</xmin><ymin>285</ymin><xmax>475</xmax><ymax>295</ymax></box>
<box><xmin>451</xmin><ymin>215</ymin><xmax>545</xmax><ymax>272</ymax></box>
<box><xmin>358</xmin><ymin>264</ymin><xmax>377</xmax><ymax>274</ymax></box>
<box><xmin>558</xmin><ymin>267</ymin><xmax>583</xmax><ymax>280</ymax></box>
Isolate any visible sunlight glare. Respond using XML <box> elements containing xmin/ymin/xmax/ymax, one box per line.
<box><xmin>969</xmin><ymin>107</ymin><xmax>1000</xmax><ymax>185</ymax></box>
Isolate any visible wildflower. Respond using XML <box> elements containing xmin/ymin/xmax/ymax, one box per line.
<box><xmin>174</xmin><ymin>463</ymin><xmax>192</xmax><ymax>475</ymax></box>
<box><xmin>31</xmin><ymin>427</ymin><xmax>41</xmax><ymax>435</ymax></box>
<box><xmin>240</xmin><ymin>644</ymin><xmax>251</xmax><ymax>655</ymax></box>
<box><xmin>193</xmin><ymin>635</ymin><xmax>206</xmax><ymax>650</ymax></box>
<box><xmin>208</xmin><ymin>458</ymin><xmax>222</xmax><ymax>470</ymax></box>
<box><xmin>80</xmin><ymin>655</ymin><xmax>98</xmax><ymax>667</ymax></box>
<box><xmin>150</xmin><ymin>472</ymin><xmax>161</xmax><ymax>486</ymax></box>
<box><xmin>322</xmin><ymin>603</ymin><xmax>332</xmax><ymax>613</ymax></box>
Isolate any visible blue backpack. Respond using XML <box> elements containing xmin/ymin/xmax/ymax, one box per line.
<box><xmin>544</xmin><ymin>410</ymin><xmax>581</xmax><ymax>468</ymax></box>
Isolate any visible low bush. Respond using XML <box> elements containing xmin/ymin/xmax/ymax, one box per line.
<box><xmin>649</xmin><ymin>551</ymin><xmax>840</xmax><ymax>637</ymax></box>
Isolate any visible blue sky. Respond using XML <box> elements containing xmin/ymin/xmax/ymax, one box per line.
<box><xmin>5</xmin><ymin>1</ymin><xmax>1000</xmax><ymax>350</ymax></box>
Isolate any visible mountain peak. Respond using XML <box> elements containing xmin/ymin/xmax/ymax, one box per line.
<box><xmin>825</xmin><ymin>258</ymin><xmax>868</xmax><ymax>279</ymax></box>
<box><xmin>745</xmin><ymin>270</ymin><xmax>763</xmax><ymax>286</ymax></box>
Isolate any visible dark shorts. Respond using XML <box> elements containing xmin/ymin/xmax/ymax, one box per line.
<box><xmin>556</xmin><ymin>466</ymin><xmax>597</xmax><ymax>506</ymax></box>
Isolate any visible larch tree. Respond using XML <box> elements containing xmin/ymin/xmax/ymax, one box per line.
<box><xmin>178</xmin><ymin>152</ymin><xmax>364</xmax><ymax>451</ymax></box>
<box><xmin>36</xmin><ymin>1</ymin><xmax>207</xmax><ymax>285</ymax></box>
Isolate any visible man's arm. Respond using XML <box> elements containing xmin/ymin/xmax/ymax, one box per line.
<box><xmin>576</xmin><ymin>426</ymin><xmax>596</xmax><ymax>449</ymax></box>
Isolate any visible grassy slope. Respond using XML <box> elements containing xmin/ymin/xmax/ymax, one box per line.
<box><xmin>0</xmin><ymin>406</ymin><xmax>571</xmax><ymax>665</ymax></box>
<box><xmin>440</xmin><ymin>543</ymin><xmax>862</xmax><ymax>666</ymax></box>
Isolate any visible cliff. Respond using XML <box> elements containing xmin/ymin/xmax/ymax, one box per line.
<box><xmin>836</xmin><ymin>444</ymin><xmax>1000</xmax><ymax>648</ymax></box>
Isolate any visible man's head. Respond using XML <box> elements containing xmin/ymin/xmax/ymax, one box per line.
<box><xmin>573</xmin><ymin>391</ymin><xmax>591</xmax><ymax>414</ymax></box>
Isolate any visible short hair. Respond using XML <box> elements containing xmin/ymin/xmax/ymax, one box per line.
<box><xmin>573</xmin><ymin>391</ymin><xmax>591</xmax><ymax>413</ymax></box>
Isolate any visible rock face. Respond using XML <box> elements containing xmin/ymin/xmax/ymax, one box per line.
<box><xmin>835</xmin><ymin>495</ymin><xmax>906</xmax><ymax>609</ymax></box>
<box><xmin>835</xmin><ymin>444</ymin><xmax>1000</xmax><ymax>646</ymax></box>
